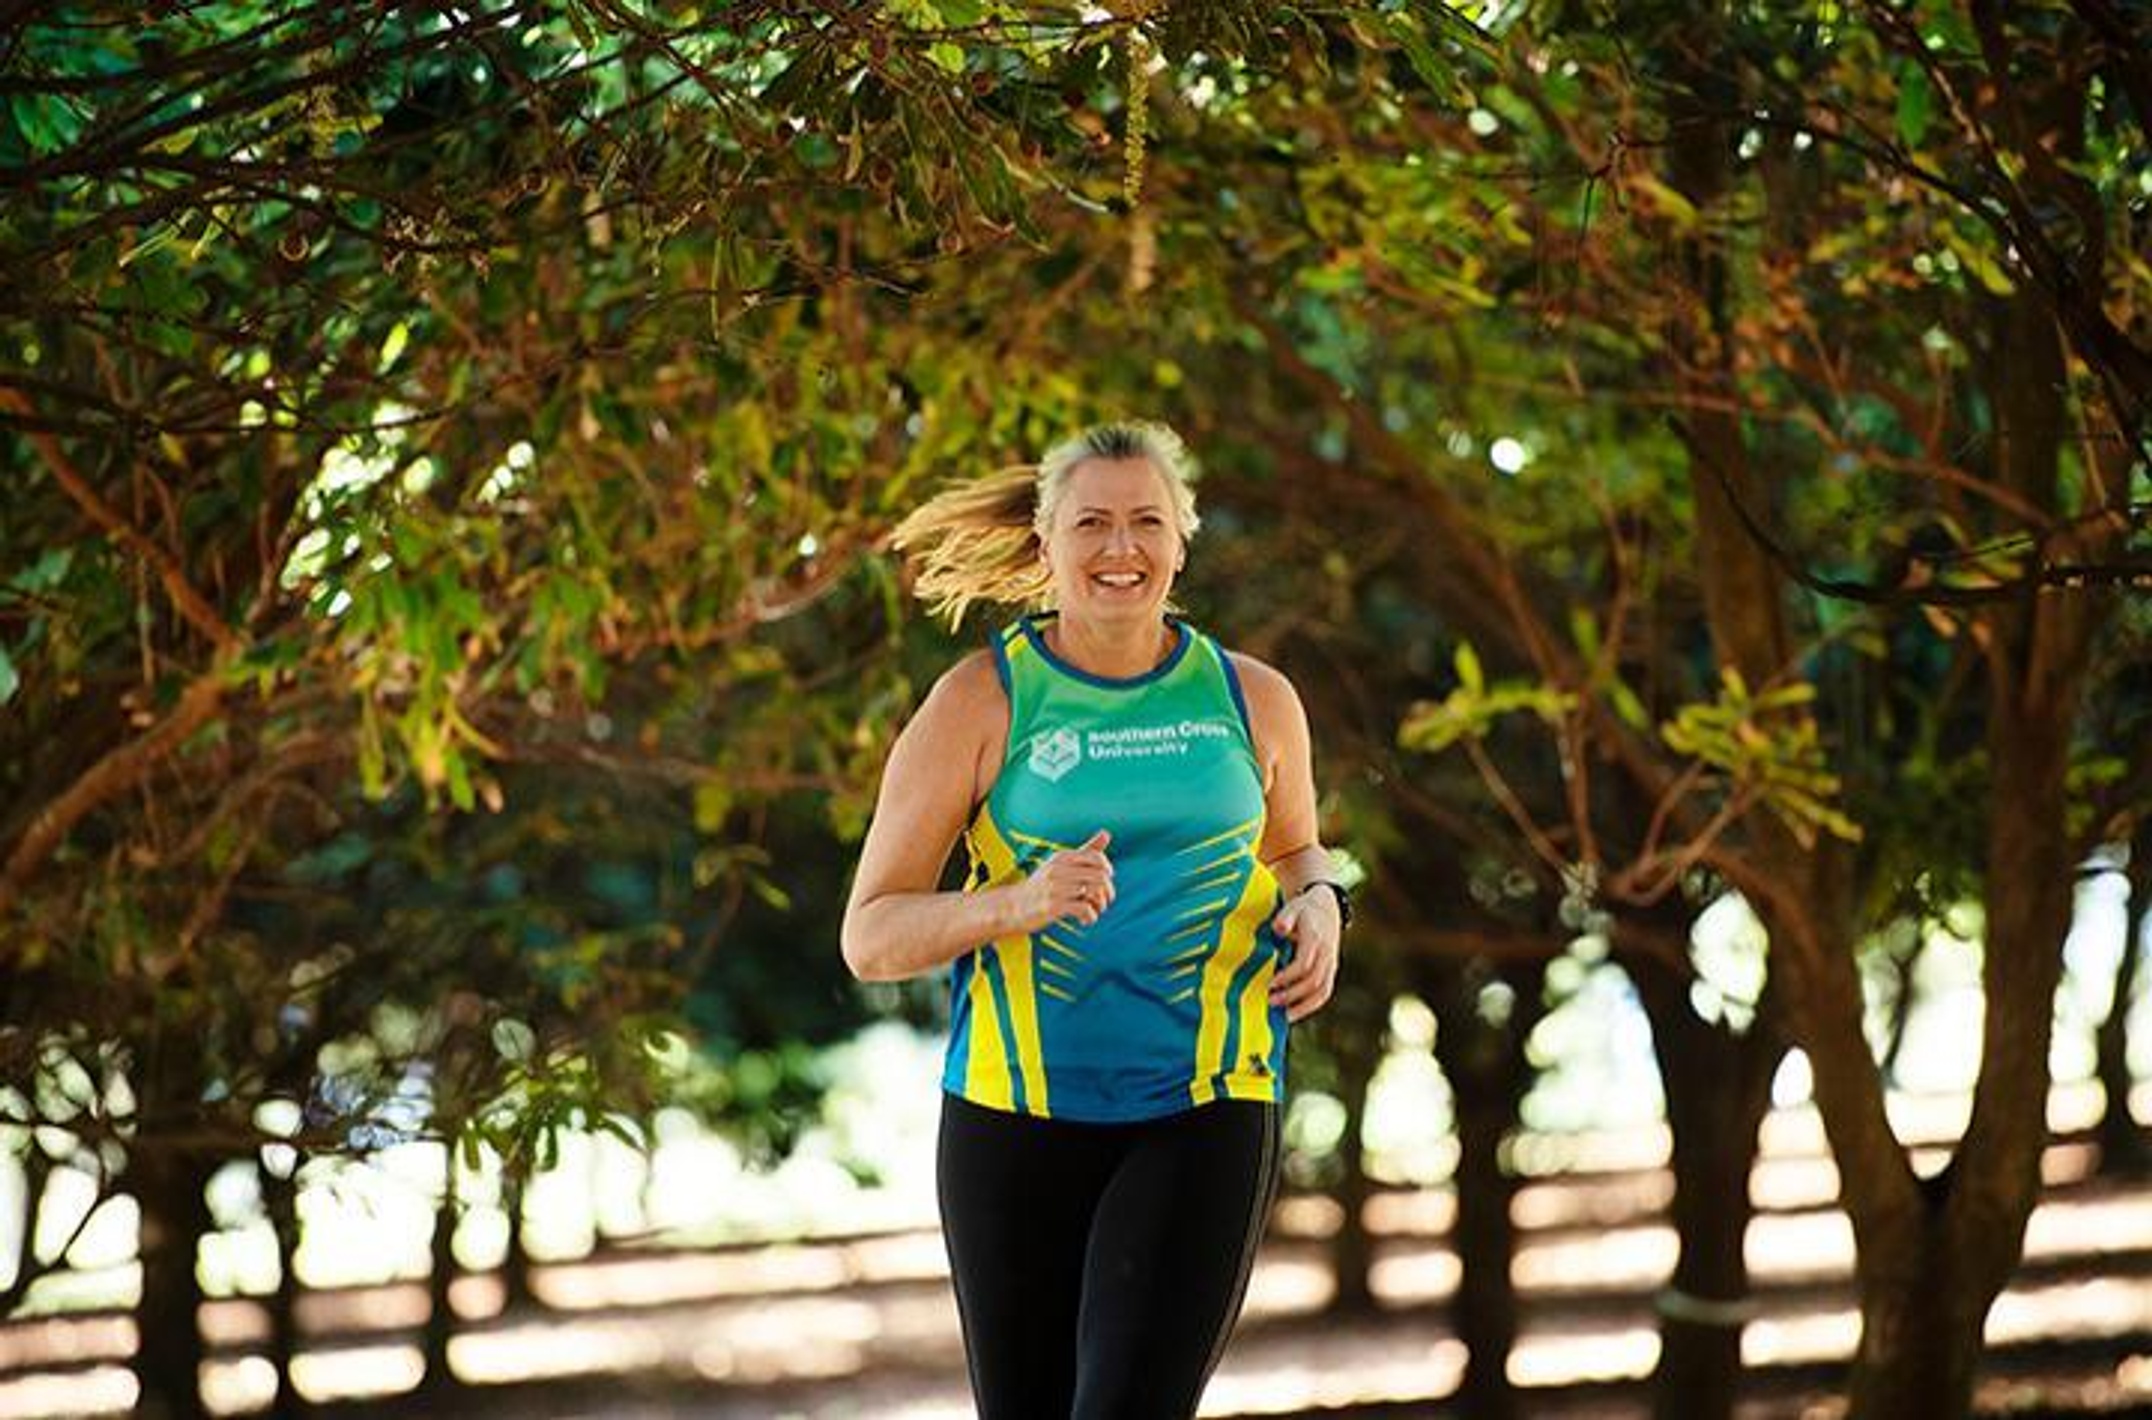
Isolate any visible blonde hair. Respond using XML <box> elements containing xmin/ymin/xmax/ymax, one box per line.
<box><xmin>892</xmin><ymin>420</ymin><xmax>1201</xmax><ymax>627</ymax></box>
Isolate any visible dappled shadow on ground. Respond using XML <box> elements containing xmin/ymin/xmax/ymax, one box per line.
<box><xmin>5</xmin><ymin>1092</ymin><xmax>2152</xmax><ymax>1417</ymax></box>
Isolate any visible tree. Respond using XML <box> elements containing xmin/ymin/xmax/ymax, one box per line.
<box><xmin>1632</xmin><ymin>7</ymin><xmax>2134</xmax><ymax>1410</ymax></box>
<box><xmin>1</xmin><ymin>3</ymin><xmax>1475</xmax><ymax>1410</ymax></box>
<box><xmin>1101</xmin><ymin>4</ymin><xmax>2145</xmax><ymax>1413</ymax></box>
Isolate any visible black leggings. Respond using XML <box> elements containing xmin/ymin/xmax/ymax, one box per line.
<box><xmin>936</xmin><ymin>1092</ymin><xmax>1281</xmax><ymax>1420</ymax></box>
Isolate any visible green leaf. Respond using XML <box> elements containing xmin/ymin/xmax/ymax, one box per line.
<box><xmin>1569</xmin><ymin>608</ymin><xmax>1600</xmax><ymax>660</ymax></box>
<box><xmin>1630</xmin><ymin>174</ymin><xmax>1701</xmax><ymax>230</ymax></box>
<box><xmin>7</xmin><ymin>92</ymin><xmax>86</xmax><ymax>158</ymax></box>
<box><xmin>1383</xmin><ymin>13</ymin><xmax>1466</xmax><ymax>103</ymax></box>
<box><xmin>0</xmin><ymin>645</ymin><xmax>16</xmax><ymax>706</ymax></box>
<box><xmin>748</xmin><ymin>872</ymin><xmax>793</xmax><ymax>912</ymax></box>
<box><xmin>1894</xmin><ymin>65</ymin><xmax>1932</xmax><ymax>149</ymax></box>
<box><xmin>760</xmin><ymin>43</ymin><xmax>833</xmax><ymax>113</ymax></box>
<box><xmin>357</xmin><ymin>704</ymin><xmax>389</xmax><ymax>798</ymax></box>
<box><xmin>693</xmin><ymin>781</ymin><xmax>733</xmax><ymax>833</ymax></box>
<box><xmin>1943</xmin><ymin>229</ymin><xmax>2016</xmax><ymax>296</ymax></box>
<box><xmin>1454</xmin><ymin>641</ymin><xmax>1484</xmax><ymax>694</ymax></box>
<box><xmin>446</xmin><ymin>748</ymin><xmax>476</xmax><ymax>812</ymax></box>
<box><xmin>13</xmin><ymin>547</ymin><xmax>73</xmax><ymax>592</ymax></box>
<box><xmin>594</xmin><ymin>1112</ymin><xmax>646</xmax><ymax>1151</ymax></box>
<box><xmin>492</xmin><ymin>1018</ymin><xmax>537</xmax><ymax>1063</ymax></box>
<box><xmin>537</xmin><ymin>1122</ymin><xmax>560</xmax><ymax>1173</ymax></box>
<box><xmin>564</xmin><ymin>5</ymin><xmax>598</xmax><ymax>50</ymax></box>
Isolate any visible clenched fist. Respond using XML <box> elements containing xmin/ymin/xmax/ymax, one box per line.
<box><xmin>1013</xmin><ymin>829</ymin><xmax>1116</xmax><ymax>931</ymax></box>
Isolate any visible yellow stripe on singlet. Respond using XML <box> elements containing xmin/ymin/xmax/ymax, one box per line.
<box><xmin>1175</xmin><ymin>815</ymin><xmax>1265</xmax><ymax>859</ymax></box>
<box><xmin>962</xmin><ymin>956</ymin><xmax>1014</xmax><ymax>1110</ymax></box>
<box><xmin>966</xmin><ymin>808</ymin><xmax>1051</xmax><ymax>1116</ymax></box>
<box><xmin>1000</xmin><ymin>622</ymin><xmax>1031</xmax><ymax>666</ymax></box>
<box><xmin>1224</xmin><ymin>951</ymin><xmax>1279</xmax><ymax>1100</ymax></box>
<box><xmin>1191</xmin><ymin>836</ymin><xmax>1273</xmax><ymax>1106</ymax></box>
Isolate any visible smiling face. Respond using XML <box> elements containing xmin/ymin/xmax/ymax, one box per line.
<box><xmin>1038</xmin><ymin>456</ymin><xmax>1185</xmax><ymax>627</ymax></box>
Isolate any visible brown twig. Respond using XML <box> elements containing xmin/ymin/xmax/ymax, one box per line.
<box><xmin>0</xmin><ymin>655</ymin><xmax>235</xmax><ymax>929</ymax></box>
<box><xmin>0</xmin><ymin>389</ymin><xmax>236</xmax><ymax>652</ymax></box>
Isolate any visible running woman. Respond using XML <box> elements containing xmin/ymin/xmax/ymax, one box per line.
<box><xmin>841</xmin><ymin>419</ymin><xmax>1348</xmax><ymax>1420</ymax></box>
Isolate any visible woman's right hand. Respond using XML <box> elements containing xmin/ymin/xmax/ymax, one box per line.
<box><xmin>1015</xmin><ymin>829</ymin><xmax>1115</xmax><ymax>931</ymax></box>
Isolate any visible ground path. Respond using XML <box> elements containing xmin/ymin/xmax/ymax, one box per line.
<box><xmin>4</xmin><ymin>1085</ymin><xmax>2151</xmax><ymax>1417</ymax></box>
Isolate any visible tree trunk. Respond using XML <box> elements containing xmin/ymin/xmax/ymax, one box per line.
<box><xmin>1837</xmin><ymin>211</ymin><xmax>2106</xmax><ymax>1414</ymax></box>
<box><xmin>1445</xmin><ymin>1061</ymin><xmax>1519</xmax><ymax>1420</ymax></box>
<box><xmin>132</xmin><ymin>1142</ymin><xmax>216</xmax><ymax>1420</ymax></box>
<box><xmin>418</xmin><ymin>1150</ymin><xmax>461</xmax><ymax>1396</ymax></box>
<box><xmin>1618</xmin><ymin>904</ymin><xmax>1785</xmax><ymax>1420</ymax></box>
<box><xmin>263</xmin><ymin>1159</ymin><xmax>305</xmax><ymax>1417</ymax></box>
<box><xmin>1328</xmin><ymin>1007</ymin><xmax>1384</xmax><ymax>1316</ymax></box>
<box><xmin>1656</xmin><ymin>13</ymin><xmax>1912</xmax><ymax>1261</ymax></box>
<box><xmin>1422</xmin><ymin>957</ymin><xmax>1547</xmax><ymax>1420</ymax></box>
<box><xmin>1851</xmin><ymin>51</ymin><xmax>2117</xmax><ymax>1403</ymax></box>
<box><xmin>499</xmin><ymin>1166</ymin><xmax>533</xmax><ymax>1311</ymax></box>
<box><xmin>2095</xmin><ymin>825</ymin><xmax>2150</xmax><ymax>1175</ymax></box>
<box><xmin>1843</xmin><ymin>1205</ymin><xmax>1985</xmax><ymax>1419</ymax></box>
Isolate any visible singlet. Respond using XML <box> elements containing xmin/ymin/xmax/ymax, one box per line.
<box><xmin>942</xmin><ymin>613</ymin><xmax>1290</xmax><ymax>1123</ymax></box>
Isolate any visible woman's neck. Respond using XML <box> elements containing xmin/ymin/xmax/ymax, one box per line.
<box><xmin>1044</xmin><ymin>613</ymin><xmax>1177</xmax><ymax>679</ymax></box>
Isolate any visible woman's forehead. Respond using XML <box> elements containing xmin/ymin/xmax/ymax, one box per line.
<box><xmin>1061</xmin><ymin>456</ymin><xmax>1169</xmax><ymax>509</ymax></box>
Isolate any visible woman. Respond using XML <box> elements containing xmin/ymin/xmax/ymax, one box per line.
<box><xmin>840</xmin><ymin>420</ymin><xmax>1347</xmax><ymax>1419</ymax></box>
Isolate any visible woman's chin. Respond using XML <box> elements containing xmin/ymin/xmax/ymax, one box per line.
<box><xmin>1066</xmin><ymin>595</ymin><xmax>1165</xmax><ymax>623</ymax></box>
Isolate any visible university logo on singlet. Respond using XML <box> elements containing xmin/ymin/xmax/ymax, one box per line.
<box><xmin>943</xmin><ymin>614</ymin><xmax>1290</xmax><ymax>1122</ymax></box>
<box><xmin>1028</xmin><ymin>727</ymin><xmax>1082</xmax><ymax>782</ymax></box>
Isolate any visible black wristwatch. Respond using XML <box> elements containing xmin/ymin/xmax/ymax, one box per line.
<box><xmin>1300</xmin><ymin>880</ymin><xmax>1352</xmax><ymax>929</ymax></box>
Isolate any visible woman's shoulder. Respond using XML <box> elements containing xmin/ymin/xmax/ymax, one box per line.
<box><xmin>917</xmin><ymin>647</ymin><xmax>1010</xmax><ymax>725</ymax></box>
<box><xmin>1217</xmin><ymin>645</ymin><xmax>1307</xmax><ymax>753</ymax></box>
<box><xmin>1219</xmin><ymin>645</ymin><xmax>1297</xmax><ymax>704</ymax></box>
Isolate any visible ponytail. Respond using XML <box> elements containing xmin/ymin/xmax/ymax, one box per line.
<box><xmin>889</xmin><ymin>464</ymin><xmax>1051</xmax><ymax>628</ymax></box>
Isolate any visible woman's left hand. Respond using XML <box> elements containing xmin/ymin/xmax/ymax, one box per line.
<box><xmin>1268</xmin><ymin>886</ymin><xmax>1342</xmax><ymax>1022</ymax></box>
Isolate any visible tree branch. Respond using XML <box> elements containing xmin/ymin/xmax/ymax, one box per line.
<box><xmin>1671</xmin><ymin>415</ymin><xmax>2150</xmax><ymax>603</ymax></box>
<box><xmin>0</xmin><ymin>389</ymin><xmax>237</xmax><ymax>652</ymax></box>
<box><xmin>0</xmin><ymin>656</ymin><xmax>233</xmax><ymax>930</ymax></box>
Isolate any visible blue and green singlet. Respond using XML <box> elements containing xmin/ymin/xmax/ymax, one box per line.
<box><xmin>943</xmin><ymin>613</ymin><xmax>1290</xmax><ymax>1123</ymax></box>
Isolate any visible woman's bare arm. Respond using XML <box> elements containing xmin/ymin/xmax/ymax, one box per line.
<box><xmin>1233</xmin><ymin>652</ymin><xmax>1344</xmax><ymax>1021</ymax></box>
<box><xmin>841</xmin><ymin>653</ymin><xmax>1117</xmax><ymax>981</ymax></box>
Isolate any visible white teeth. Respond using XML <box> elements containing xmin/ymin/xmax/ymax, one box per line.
<box><xmin>1094</xmin><ymin>573</ymin><xmax>1144</xmax><ymax>587</ymax></box>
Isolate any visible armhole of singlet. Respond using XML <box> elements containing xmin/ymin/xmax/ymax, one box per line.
<box><xmin>1214</xmin><ymin>640</ymin><xmax>1257</xmax><ymax>748</ymax></box>
<box><xmin>969</xmin><ymin>622</ymin><xmax>1022</xmax><ymax>822</ymax></box>
<box><xmin>989</xmin><ymin>619</ymin><xmax>1016</xmax><ymax>700</ymax></box>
